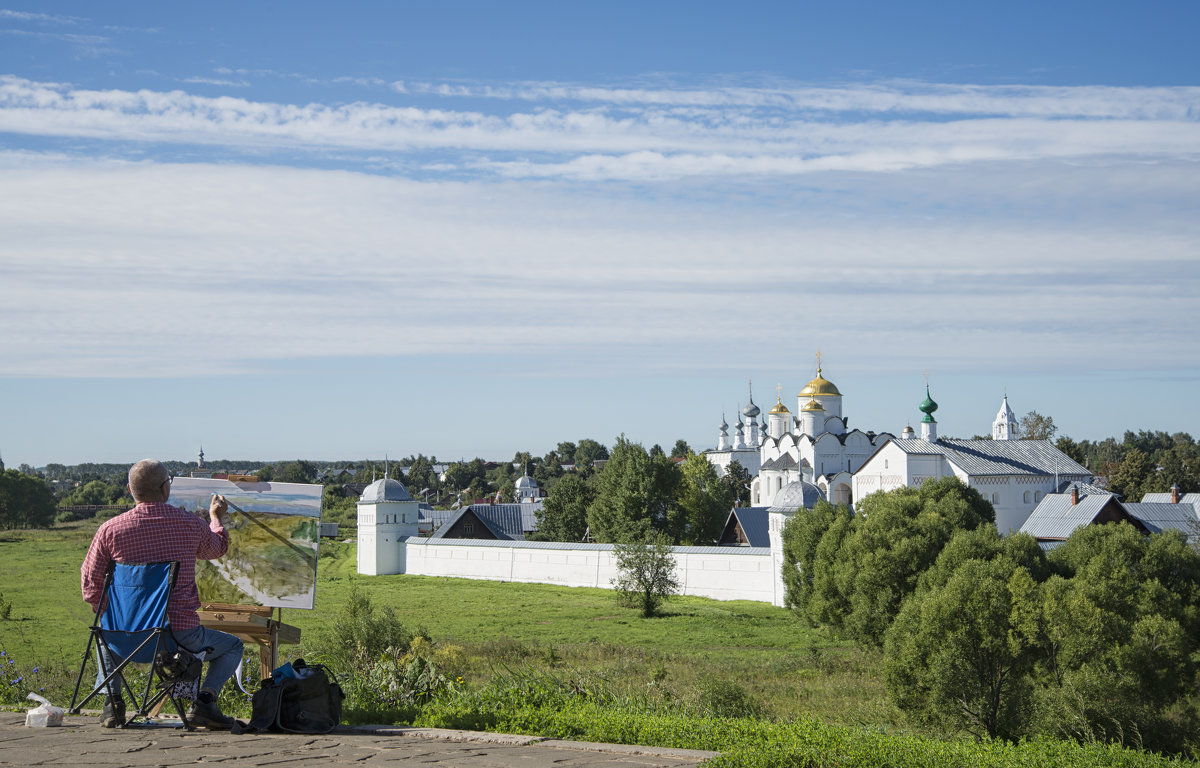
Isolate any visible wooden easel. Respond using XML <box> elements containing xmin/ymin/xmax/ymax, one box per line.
<box><xmin>198</xmin><ymin>603</ymin><xmax>301</xmax><ymax>679</ymax></box>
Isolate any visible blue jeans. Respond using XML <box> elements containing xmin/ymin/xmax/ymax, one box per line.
<box><xmin>96</xmin><ymin>625</ymin><xmax>244</xmax><ymax>698</ymax></box>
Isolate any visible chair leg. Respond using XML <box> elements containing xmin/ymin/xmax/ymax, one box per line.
<box><xmin>68</xmin><ymin>632</ymin><xmax>98</xmax><ymax>714</ymax></box>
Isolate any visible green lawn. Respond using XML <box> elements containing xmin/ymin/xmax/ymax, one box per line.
<box><xmin>0</xmin><ymin>521</ymin><xmax>895</xmax><ymax>727</ymax></box>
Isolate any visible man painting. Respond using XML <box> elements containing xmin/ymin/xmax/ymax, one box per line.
<box><xmin>82</xmin><ymin>459</ymin><xmax>243</xmax><ymax>729</ymax></box>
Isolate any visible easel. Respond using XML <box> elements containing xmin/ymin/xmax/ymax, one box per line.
<box><xmin>198</xmin><ymin>603</ymin><xmax>301</xmax><ymax>679</ymax></box>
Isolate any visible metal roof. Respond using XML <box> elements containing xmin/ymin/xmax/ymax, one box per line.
<box><xmin>1125</xmin><ymin>502</ymin><xmax>1199</xmax><ymax>536</ymax></box>
<box><xmin>1141</xmin><ymin>492</ymin><xmax>1200</xmax><ymax>506</ymax></box>
<box><xmin>360</xmin><ymin>477</ymin><xmax>413</xmax><ymax>503</ymax></box>
<box><xmin>768</xmin><ymin>481</ymin><xmax>825</xmax><ymax>513</ymax></box>
<box><xmin>888</xmin><ymin>438</ymin><xmax>1090</xmax><ymax>478</ymax></box>
<box><xmin>1018</xmin><ymin>491</ymin><xmax>1121</xmax><ymax>540</ymax></box>
<box><xmin>427</xmin><ymin>503</ymin><xmax>542</xmax><ymax>540</ymax></box>
<box><xmin>724</xmin><ymin>506</ymin><xmax>771</xmax><ymax>547</ymax></box>
<box><xmin>761</xmin><ymin>454</ymin><xmax>798</xmax><ymax>471</ymax></box>
<box><xmin>1056</xmin><ymin>479</ymin><xmax>1109</xmax><ymax>495</ymax></box>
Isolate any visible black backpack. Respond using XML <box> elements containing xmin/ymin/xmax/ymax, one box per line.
<box><xmin>234</xmin><ymin>660</ymin><xmax>345</xmax><ymax>734</ymax></box>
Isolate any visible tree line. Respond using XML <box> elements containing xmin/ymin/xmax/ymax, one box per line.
<box><xmin>532</xmin><ymin>435</ymin><xmax>751</xmax><ymax>545</ymax></box>
<box><xmin>782</xmin><ymin>477</ymin><xmax>1200</xmax><ymax>752</ymax></box>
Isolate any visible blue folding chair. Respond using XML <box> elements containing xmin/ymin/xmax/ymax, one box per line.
<box><xmin>69</xmin><ymin>561</ymin><xmax>200</xmax><ymax>729</ymax></box>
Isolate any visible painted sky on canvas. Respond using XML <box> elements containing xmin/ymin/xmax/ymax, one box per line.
<box><xmin>1</xmin><ymin>2</ymin><xmax>1198</xmax><ymax>466</ymax></box>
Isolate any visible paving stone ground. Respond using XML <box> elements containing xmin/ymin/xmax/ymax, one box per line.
<box><xmin>0</xmin><ymin>712</ymin><xmax>717</xmax><ymax>768</ymax></box>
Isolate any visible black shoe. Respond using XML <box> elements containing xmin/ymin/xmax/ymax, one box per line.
<box><xmin>187</xmin><ymin>692</ymin><xmax>234</xmax><ymax>730</ymax></box>
<box><xmin>100</xmin><ymin>696</ymin><xmax>126</xmax><ymax>728</ymax></box>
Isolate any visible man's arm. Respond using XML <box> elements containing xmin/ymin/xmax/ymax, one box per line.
<box><xmin>196</xmin><ymin>493</ymin><xmax>230</xmax><ymax>560</ymax></box>
<box><xmin>80</xmin><ymin>526</ymin><xmax>112</xmax><ymax>610</ymax></box>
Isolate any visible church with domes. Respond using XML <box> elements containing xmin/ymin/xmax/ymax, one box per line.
<box><xmin>716</xmin><ymin>360</ymin><xmax>895</xmax><ymax>509</ymax></box>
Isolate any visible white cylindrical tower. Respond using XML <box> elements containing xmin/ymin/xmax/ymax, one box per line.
<box><xmin>919</xmin><ymin>386</ymin><xmax>938</xmax><ymax>442</ymax></box>
<box><xmin>800</xmin><ymin>396</ymin><xmax>825</xmax><ymax>436</ymax></box>
<box><xmin>717</xmin><ymin>414</ymin><xmax>730</xmax><ymax>450</ymax></box>
<box><xmin>743</xmin><ymin>399</ymin><xmax>761</xmax><ymax>448</ymax></box>
<box><xmin>767</xmin><ymin>398</ymin><xmax>790</xmax><ymax>440</ymax></box>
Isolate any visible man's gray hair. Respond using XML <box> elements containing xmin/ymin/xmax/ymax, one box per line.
<box><xmin>128</xmin><ymin>459</ymin><xmax>170</xmax><ymax>502</ymax></box>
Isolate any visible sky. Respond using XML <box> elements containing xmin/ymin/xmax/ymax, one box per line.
<box><xmin>1</xmin><ymin>2</ymin><xmax>1198</xmax><ymax>468</ymax></box>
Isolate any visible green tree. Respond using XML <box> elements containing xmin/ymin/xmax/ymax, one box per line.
<box><xmin>719</xmin><ymin>461</ymin><xmax>753</xmax><ymax>508</ymax></box>
<box><xmin>1020</xmin><ymin>410</ymin><xmax>1058</xmax><ymax>441</ymax></box>
<box><xmin>274</xmin><ymin>459</ymin><xmax>317</xmax><ymax>484</ymax></box>
<box><xmin>574</xmin><ymin>439</ymin><xmax>609</xmax><ymax>470</ymax></box>
<box><xmin>669</xmin><ymin>439</ymin><xmax>691</xmax><ymax>459</ymax></box>
<box><xmin>534</xmin><ymin>473</ymin><xmax>593</xmax><ymax>542</ymax></box>
<box><xmin>534</xmin><ymin>451</ymin><xmax>564</xmax><ymax>484</ymax></box>
<box><xmin>668</xmin><ymin>452</ymin><xmax>732</xmax><ymax>545</ymax></box>
<box><xmin>587</xmin><ymin>436</ymin><xmax>679</xmax><ymax>543</ymax></box>
<box><xmin>780</xmin><ymin>500</ymin><xmax>851</xmax><ymax>617</ymax></box>
<box><xmin>832</xmin><ymin>477</ymin><xmax>994</xmax><ymax>646</ymax></box>
<box><xmin>886</xmin><ymin>555</ymin><xmax>1040</xmax><ymax>740</ymax></box>
<box><xmin>1107</xmin><ymin>448</ymin><xmax>1155</xmax><ymax>501</ymax></box>
<box><xmin>611</xmin><ymin>530</ymin><xmax>679</xmax><ymax>618</ymax></box>
<box><xmin>443</xmin><ymin>459</ymin><xmax>485</xmax><ymax>491</ymax></box>
<box><xmin>555</xmin><ymin>442</ymin><xmax>577</xmax><ymax>465</ymax></box>
<box><xmin>0</xmin><ymin>469</ymin><xmax>56</xmax><ymax>529</ymax></box>
<box><xmin>1028</xmin><ymin>524</ymin><xmax>1200</xmax><ymax>751</ymax></box>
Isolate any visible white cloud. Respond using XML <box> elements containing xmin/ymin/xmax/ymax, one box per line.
<box><xmin>0</xmin><ymin>76</ymin><xmax>1197</xmax><ymax>182</ymax></box>
<box><xmin>0</xmin><ymin>154</ymin><xmax>1196</xmax><ymax>382</ymax></box>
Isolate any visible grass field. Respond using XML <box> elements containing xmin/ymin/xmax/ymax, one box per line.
<box><xmin>0</xmin><ymin>521</ymin><xmax>897</xmax><ymax>729</ymax></box>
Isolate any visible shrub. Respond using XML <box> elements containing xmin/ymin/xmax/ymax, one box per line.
<box><xmin>695</xmin><ymin>678</ymin><xmax>766</xmax><ymax>720</ymax></box>
<box><xmin>611</xmin><ymin>530</ymin><xmax>679</xmax><ymax>618</ymax></box>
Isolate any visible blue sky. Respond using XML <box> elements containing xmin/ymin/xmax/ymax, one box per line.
<box><xmin>1</xmin><ymin>2</ymin><xmax>1198</xmax><ymax>467</ymax></box>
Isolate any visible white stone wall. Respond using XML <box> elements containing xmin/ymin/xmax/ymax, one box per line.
<box><xmin>398</xmin><ymin>539</ymin><xmax>776</xmax><ymax>604</ymax></box>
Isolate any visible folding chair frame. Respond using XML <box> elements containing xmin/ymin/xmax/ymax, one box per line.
<box><xmin>69</xmin><ymin>561</ymin><xmax>197</xmax><ymax>730</ymax></box>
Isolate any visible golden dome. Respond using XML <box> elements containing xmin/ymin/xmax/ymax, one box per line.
<box><xmin>798</xmin><ymin>367</ymin><xmax>842</xmax><ymax>397</ymax></box>
<box><xmin>802</xmin><ymin>396</ymin><xmax>825</xmax><ymax>412</ymax></box>
<box><xmin>770</xmin><ymin>398</ymin><xmax>790</xmax><ymax>414</ymax></box>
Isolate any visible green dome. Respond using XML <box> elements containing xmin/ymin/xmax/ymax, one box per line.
<box><xmin>919</xmin><ymin>385</ymin><xmax>938</xmax><ymax>423</ymax></box>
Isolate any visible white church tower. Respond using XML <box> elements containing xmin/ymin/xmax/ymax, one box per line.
<box><xmin>357</xmin><ymin>476</ymin><xmax>420</xmax><ymax>575</ymax></box>
<box><xmin>992</xmin><ymin>394</ymin><xmax>1019</xmax><ymax>440</ymax></box>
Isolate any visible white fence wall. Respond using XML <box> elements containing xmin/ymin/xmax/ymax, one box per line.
<box><xmin>399</xmin><ymin>538</ymin><xmax>777</xmax><ymax>604</ymax></box>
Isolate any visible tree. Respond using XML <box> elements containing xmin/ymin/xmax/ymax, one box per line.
<box><xmin>443</xmin><ymin>459</ymin><xmax>485</xmax><ymax>491</ymax></box>
<box><xmin>670</xmin><ymin>440</ymin><xmax>691</xmax><ymax>459</ymax></box>
<box><xmin>1106</xmin><ymin>448</ymin><xmax>1155</xmax><ymax>501</ymax></box>
<box><xmin>829</xmin><ymin>477</ymin><xmax>994</xmax><ymax>646</ymax></box>
<box><xmin>719</xmin><ymin>461</ymin><xmax>753</xmax><ymax>508</ymax></box>
<box><xmin>1019</xmin><ymin>410</ymin><xmax>1058</xmax><ymax>441</ymax></box>
<box><xmin>555</xmin><ymin>442</ymin><xmax>577</xmax><ymax>465</ymax></box>
<box><xmin>574</xmin><ymin>439</ymin><xmax>609</xmax><ymax>469</ymax></box>
<box><xmin>668</xmin><ymin>452</ymin><xmax>732</xmax><ymax>545</ymax></box>
<box><xmin>1029</xmin><ymin>524</ymin><xmax>1200</xmax><ymax>751</ymax></box>
<box><xmin>885</xmin><ymin>554</ymin><xmax>1040</xmax><ymax>740</ymax></box>
<box><xmin>611</xmin><ymin>530</ymin><xmax>679</xmax><ymax>618</ymax></box>
<box><xmin>534</xmin><ymin>473</ymin><xmax>593</xmax><ymax>542</ymax></box>
<box><xmin>0</xmin><ymin>469</ymin><xmax>55</xmax><ymax>529</ymax></box>
<box><xmin>780</xmin><ymin>500</ymin><xmax>851</xmax><ymax>617</ymax></box>
<box><xmin>273</xmin><ymin>460</ymin><xmax>316</xmax><ymax>484</ymax></box>
<box><xmin>586</xmin><ymin>436</ymin><xmax>678</xmax><ymax>543</ymax></box>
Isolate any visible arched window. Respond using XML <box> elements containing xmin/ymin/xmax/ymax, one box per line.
<box><xmin>1034</xmin><ymin>491</ymin><xmax>1042</xmax><ymax>502</ymax></box>
<box><xmin>1023</xmin><ymin>491</ymin><xmax>1032</xmax><ymax>504</ymax></box>
<box><xmin>992</xmin><ymin>492</ymin><xmax>1001</xmax><ymax>504</ymax></box>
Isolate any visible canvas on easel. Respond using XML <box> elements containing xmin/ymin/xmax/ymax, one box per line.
<box><xmin>170</xmin><ymin>477</ymin><xmax>322</xmax><ymax>609</ymax></box>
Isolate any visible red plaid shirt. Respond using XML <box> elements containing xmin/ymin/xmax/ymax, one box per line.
<box><xmin>81</xmin><ymin>502</ymin><xmax>228</xmax><ymax>631</ymax></box>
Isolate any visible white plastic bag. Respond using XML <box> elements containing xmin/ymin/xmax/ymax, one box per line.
<box><xmin>25</xmin><ymin>693</ymin><xmax>64</xmax><ymax>727</ymax></box>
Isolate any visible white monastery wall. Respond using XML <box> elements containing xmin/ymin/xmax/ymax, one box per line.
<box><xmin>399</xmin><ymin>538</ymin><xmax>776</xmax><ymax>604</ymax></box>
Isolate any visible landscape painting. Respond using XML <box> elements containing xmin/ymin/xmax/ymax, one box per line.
<box><xmin>170</xmin><ymin>477</ymin><xmax>322</xmax><ymax>610</ymax></box>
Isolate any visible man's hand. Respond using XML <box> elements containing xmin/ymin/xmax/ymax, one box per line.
<box><xmin>209</xmin><ymin>493</ymin><xmax>229</xmax><ymax>523</ymax></box>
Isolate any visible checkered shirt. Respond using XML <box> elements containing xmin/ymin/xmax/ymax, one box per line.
<box><xmin>81</xmin><ymin>502</ymin><xmax>228</xmax><ymax>631</ymax></box>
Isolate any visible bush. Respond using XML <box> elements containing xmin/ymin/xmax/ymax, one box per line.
<box><xmin>695</xmin><ymin>678</ymin><xmax>766</xmax><ymax>720</ymax></box>
<box><xmin>611</xmin><ymin>530</ymin><xmax>679</xmax><ymax>618</ymax></box>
